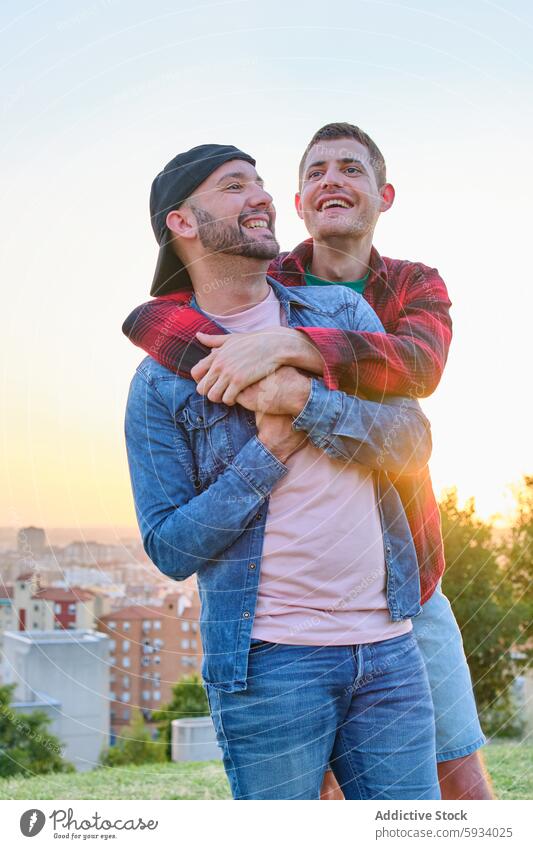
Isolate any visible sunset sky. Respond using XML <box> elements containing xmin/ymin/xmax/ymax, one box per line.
<box><xmin>1</xmin><ymin>0</ymin><xmax>532</xmax><ymax>531</ymax></box>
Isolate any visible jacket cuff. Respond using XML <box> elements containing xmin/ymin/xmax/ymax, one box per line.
<box><xmin>231</xmin><ymin>436</ymin><xmax>288</xmax><ymax>498</ymax></box>
<box><xmin>292</xmin><ymin>379</ymin><xmax>342</xmax><ymax>447</ymax></box>
<box><xmin>294</xmin><ymin>326</ymin><xmax>342</xmax><ymax>390</ymax></box>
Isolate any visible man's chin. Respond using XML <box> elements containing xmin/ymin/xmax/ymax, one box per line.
<box><xmin>308</xmin><ymin>220</ymin><xmax>366</xmax><ymax>241</ymax></box>
<box><xmin>235</xmin><ymin>236</ymin><xmax>280</xmax><ymax>260</ymax></box>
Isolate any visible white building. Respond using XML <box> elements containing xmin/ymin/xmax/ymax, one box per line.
<box><xmin>3</xmin><ymin>628</ymin><xmax>111</xmax><ymax>771</ymax></box>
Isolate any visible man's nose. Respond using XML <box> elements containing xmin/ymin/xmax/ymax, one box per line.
<box><xmin>320</xmin><ymin>166</ymin><xmax>342</xmax><ymax>188</ymax></box>
<box><xmin>248</xmin><ymin>185</ymin><xmax>273</xmax><ymax>208</ymax></box>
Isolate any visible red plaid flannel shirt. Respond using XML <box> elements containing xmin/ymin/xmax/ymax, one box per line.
<box><xmin>122</xmin><ymin>240</ymin><xmax>452</xmax><ymax>603</ymax></box>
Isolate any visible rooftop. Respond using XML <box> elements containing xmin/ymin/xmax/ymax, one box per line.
<box><xmin>32</xmin><ymin>587</ymin><xmax>95</xmax><ymax>602</ymax></box>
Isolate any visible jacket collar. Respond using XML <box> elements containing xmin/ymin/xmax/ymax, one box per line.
<box><xmin>279</xmin><ymin>238</ymin><xmax>388</xmax><ymax>287</ymax></box>
<box><xmin>190</xmin><ymin>275</ymin><xmax>314</xmax><ymax>317</ymax></box>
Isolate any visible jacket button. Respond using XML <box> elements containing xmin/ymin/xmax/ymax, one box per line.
<box><xmin>255</xmin><ymin>513</ymin><xmax>262</xmax><ymax>520</ymax></box>
<box><xmin>243</xmin><ymin>611</ymin><xmax>251</xmax><ymax>618</ymax></box>
<box><xmin>249</xmin><ymin>563</ymin><xmax>256</xmax><ymax>570</ymax></box>
<box><xmin>197</xmin><ymin>415</ymin><xmax>203</xmax><ymax>423</ymax></box>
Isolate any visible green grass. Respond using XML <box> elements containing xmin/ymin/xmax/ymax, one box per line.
<box><xmin>0</xmin><ymin>743</ymin><xmax>530</xmax><ymax>800</ymax></box>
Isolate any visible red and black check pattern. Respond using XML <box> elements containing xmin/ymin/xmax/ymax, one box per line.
<box><xmin>122</xmin><ymin>240</ymin><xmax>452</xmax><ymax>604</ymax></box>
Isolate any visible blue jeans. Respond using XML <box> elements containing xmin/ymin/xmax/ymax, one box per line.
<box><xmin>206</xmin><ymin>632</ymin><xmax>440</xmax><ymax>800</ymax></box>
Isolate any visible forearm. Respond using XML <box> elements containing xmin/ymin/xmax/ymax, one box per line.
<box><xmin>122</xmin><ymin>297</ymin><xmax>214</xmax><ymax>378</ymax></box>
<box><xmin>295</xmin><ymin>327</ymin><xmax>450</xmax><ymax>398</ymax></box>
<box><xmin>292</xmin><ymin>379</ymin><xmax>432</xmax><ymax>474</ymax></box>
<box><xmin>139</xmin><ymin>437</ymin><xmax>287</xmax><ymax>580</ymax></box>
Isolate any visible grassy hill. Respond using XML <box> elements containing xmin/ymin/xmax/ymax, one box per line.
<box><xmin>0</xmin><ymin>743</ymin><xmax>530</xmax><ymax>800</ymax></box>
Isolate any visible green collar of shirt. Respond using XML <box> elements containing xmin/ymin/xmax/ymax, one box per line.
<box><xmin>304</xmin><ymin>266</ymin><xmax>370</xmax><ymax>294</ymax></box>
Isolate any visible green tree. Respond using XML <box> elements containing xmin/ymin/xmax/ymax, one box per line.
<box><xmin>152</xmin><ymin>673</ymin><xmax>209</xmax><ymax>760</ymax></box>
<box><xmin>440</xmin><ymin>489</ymin><xmax>530</xmax><ymax>738</ymax></box>
<box><xmin>100</xmin><ymin>708</ymin><xmax>166</xmax><ymax>767</ymax></box>
<box><xmin>505</xmin><ymin>476</ymin><xmax>533</xmax><ymax>645</ymax></box>
<box><xmin>0</xmin><ymin>683</ymin><xmax>73</xmax><ymax>778</ymax></box>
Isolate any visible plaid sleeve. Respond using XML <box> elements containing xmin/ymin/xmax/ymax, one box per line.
<box><xmin>295</xmin><ymin>267</ymin><xmax>452</xmax><ymax>398</ymax></box>
<box><xmin>122</xmin><ymin>294</ymin><xmax>225</xmax><ymax>377</ymax></box>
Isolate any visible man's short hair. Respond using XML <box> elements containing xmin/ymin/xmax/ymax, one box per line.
<box><xmin>299</xmin><ymin>122</ymin><xmax>387</xmax><ymax>189</ymax></box>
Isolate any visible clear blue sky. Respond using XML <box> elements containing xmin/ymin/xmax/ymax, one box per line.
<box><xmin>1</xmin><ymin>0</ymin><xmax>532</xmax><ymax>527</ymax></box>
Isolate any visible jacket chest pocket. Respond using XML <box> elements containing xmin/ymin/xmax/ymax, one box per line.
<box><xmin>179</xmin><ymin>396</ymin><xmax>235</xmax><ymax>484</ymax></box>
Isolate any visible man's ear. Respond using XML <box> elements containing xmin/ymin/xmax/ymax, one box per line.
<box><xmin>166</xmin><ymin>206</ymin><xmax>197</xmax><ymax>241</ymax></box>
<box><xmin>379</xmin><ymin>183</ymin><xmax>395</xmax><ymax>213</ymax></box>
<box><xmin>294</xmin><ymin>192</ymin><xmax>304</xmax><ymax>220</ymax></box>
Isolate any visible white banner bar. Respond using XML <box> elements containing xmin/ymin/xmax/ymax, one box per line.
<box><xmin>1</xmin><ymin>799</ymin><xmax>531</xmax><ymax>848</ymax></box>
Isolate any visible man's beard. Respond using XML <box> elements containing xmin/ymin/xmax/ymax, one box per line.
<box><xmin>190</xmin><ymin>205</ymin><xmax>279</xmax><ymax>260</ymax></box>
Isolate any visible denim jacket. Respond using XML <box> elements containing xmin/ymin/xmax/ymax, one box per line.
<box><xmin>125</xmin><ymin>278</ymin><xmax>432</xmax><ymax>692</ymax></box>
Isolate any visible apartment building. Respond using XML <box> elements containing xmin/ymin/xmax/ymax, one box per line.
<box><xmin>98</xmin><ymin>592</ymin><xmax>202</xmax><ymax>738</ymax></box>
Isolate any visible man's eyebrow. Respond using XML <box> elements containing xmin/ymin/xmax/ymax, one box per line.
<box><xmin>216</xmin><ymin>171</ymin><xmax>264</xmax><ymax>186</ymax></box>
<box><xmin>305</xmin><ymin>157</ymin><xmax>368</xmax><ymax>173</ymax></box>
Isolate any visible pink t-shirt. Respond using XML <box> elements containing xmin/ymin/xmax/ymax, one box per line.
<box><xmin>203</xmin><ymin>285</ymin><xmax>411</xmax><ymax>645</ymax></box>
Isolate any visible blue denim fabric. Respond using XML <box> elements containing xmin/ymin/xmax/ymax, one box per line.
<box><xmin>125</xmin><ymin>279</ymin><xmax>432</xmax><ymax>691</ymax></box>
<box><xmin>206</xmin><ymin>632</ymin><xmax>440</xmax><ymax>800</ymax></box>
<box><xmin>413</xmin><ymin>583</ymin><xmax>486</xmax><ymax>761</ymax></box>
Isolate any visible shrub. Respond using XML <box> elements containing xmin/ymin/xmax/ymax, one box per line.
<box><xmin>100</xmin><ymin>709</ymin><xmax>165</xmax><ymax>767</ymax></box>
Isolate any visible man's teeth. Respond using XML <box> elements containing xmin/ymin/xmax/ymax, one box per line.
<box><xmin>243</xmin><ymin>220</ymin><xmax>268</xmax><ymax>229</ymax></box>
<box><xmin>320</xmin><ymin>199</ymin><xmax>351</xmax><ymax>210</ymax></box>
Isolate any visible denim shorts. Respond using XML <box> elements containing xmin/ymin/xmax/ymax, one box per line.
<box><xmin>412</xmin><ymin>583</ymin><xmax>486</xmax><ymax>762</ymax></box>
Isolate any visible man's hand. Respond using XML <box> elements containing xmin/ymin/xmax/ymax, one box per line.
<box><xmin>192</xmin><ymin>328</ymin><xmax>323</xmax><ymax>404</ymax></box>
<box><xmin>236</xmin><ymin>366</ymin><xmax>311</xmax><ymax>418</ymax></box>
<box><xmin>256</xmin><ymin>412</ymin><xmax>307</xmax><ymax>464</ymax></box>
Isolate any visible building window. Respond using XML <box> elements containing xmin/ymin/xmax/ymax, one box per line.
<box><xmin>181</xmin><ymin>639</ymin><xmax>190</xmax><ymax>650</ymax></box>
<box><xmin>54</xmin><ymin>603</ymin><xmax>62</xmax><ymax>614</ymax></box>
<box><xmin>153</xmin><ymin>690</ymin><xmax>161</xmax><ymax>701</ymax></box>
<box><xmin>181</xmin><ymin>622</ymin><xmax>190</xmax><ymax>632</ymax></box>
<box><xmin>109</xmin><ymin>639</ymin><xmax>116</xmax><ymax>651</ymax></box>
<box><xmin>121</xmin><ymin>692</ymin><xmax>130</xmax><ymax>703</ymax></box>
<box><xmin>153</xmin><ymin>620</ymin><xmax>161</xmax><ymax>630</ymax></box>
<box><xmin>191</xmin><ymin>622</ymin><xmax>198</xmax><ymax>633</ymax></box>
<box><xmin>142</xmin><ymin>620</ymin><xmax>151</xmax><ymax>632</ymax></box>
<box><xmin>153</xmin><ymin>638</ymin><xmax>163</xmax><ymax>650</ymax></box>
<box><xmin>122</xmin><ymin>640</ymin><xmax>130</xmax><ymax>652</ymax></box>
<box><xmin>122</xmin><ymin>676</ymin><xmax>130</xmax><ymax>688</ymax></box>
<box><xmin>68</xmin><ymin>603</ymin><xmax>76</xmax><ymax>614</ymax></box>
<box><xmin>141</xmin><ymin>657</ymin><xmax>150</xmax><ymax>667</ymax></box>
<box><xmin>153</xmin><ymin>655</ymin><xmax>160</xmax><ymax>665</ymax></box>
<box><xmin>122</xmin><ymin>657</ymin><xmax>130</xmax><ymax>668</ymax></box>
<box><xmin>123</xmin><ymin>621</ymin><xmax>130</xmax><ymax>631</ymax></box>
<box><xmin>108</xmin><ymin>621</ymin><xmax>116</xmax><ymax>629</ymax></box>
<box><xmin>142</xmin><ymin>690</ymin><xmax>150</xmax><ymax>701</ymax></box>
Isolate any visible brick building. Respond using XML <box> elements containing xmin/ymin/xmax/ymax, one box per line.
<box><xmin>98</xmin><ymin>592</ymin><xmax>201</xmax><ymax>737</ymax></box>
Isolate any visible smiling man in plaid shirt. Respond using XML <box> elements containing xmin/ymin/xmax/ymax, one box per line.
<box><xmin>123</xmin><ymin>123</ymin><xmax>492</xmax><ymax>799</ymax></box>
